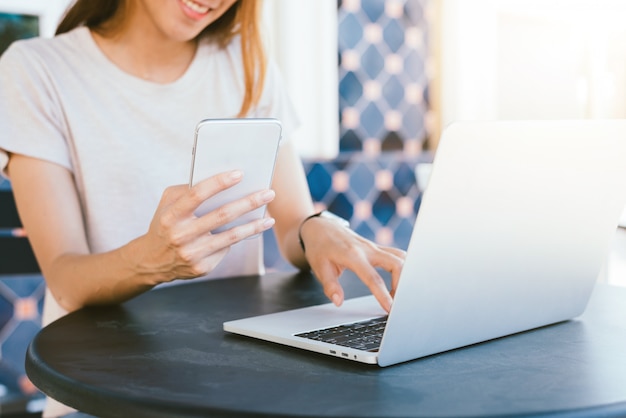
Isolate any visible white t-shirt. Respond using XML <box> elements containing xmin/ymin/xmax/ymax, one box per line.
<box><xmin>0</xmin><ymin>27</ymin><xmax>298</xmax><ymax>417</ymax></box>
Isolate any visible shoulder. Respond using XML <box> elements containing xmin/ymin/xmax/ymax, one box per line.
<box><xmin>0</xmin><ymin>36</ymin><xmax>41</xmax><ymax>68</ymax></box>
<box><xmin>0</xmin><ymin>27</ymin><xmax>89</xmax><ymax>70</ymax></box>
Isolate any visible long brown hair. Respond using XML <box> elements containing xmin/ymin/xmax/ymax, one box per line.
<box><xmin>56</xmin><ymin>0</ymin><xmax>266</xmax><ymax>117</ymax></box>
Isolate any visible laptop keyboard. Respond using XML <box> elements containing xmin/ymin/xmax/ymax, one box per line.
<box><xmin>295</xmin><ymin>316</ymin><xmax>388</xmax><ymax>352</ymax></box>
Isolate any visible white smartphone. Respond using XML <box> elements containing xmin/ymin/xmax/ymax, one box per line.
<box><xmin>189</xmin><ymin>118</ymin><xmax>282</xmax><ymax>233</ymax></box>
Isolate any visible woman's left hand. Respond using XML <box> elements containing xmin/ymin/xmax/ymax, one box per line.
<box><xmin>299</xmin><ymin>217</ymin><xmax>406</xmax><ymax>313</ymax></box>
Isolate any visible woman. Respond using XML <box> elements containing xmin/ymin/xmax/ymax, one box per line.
<box><xmin>0</xmin><ymin>1</ymin><xmax>405</xmax><ymax>415</ymax></box>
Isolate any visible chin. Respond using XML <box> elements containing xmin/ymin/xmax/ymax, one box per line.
<box><xmin>162</xmin><ymin>21</ymin><xmax>207</xmax><ymax>43</ymax></box>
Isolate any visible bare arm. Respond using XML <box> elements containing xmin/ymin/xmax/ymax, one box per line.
<box><xmin>8</xmin><ymin>154</ymin><xmax>275</xmax><ymax>312</ymax></box>
<box><xmin>267</xmin><ymin>140</ymin><xmax>315</xmax><ymax>269</ymax></box>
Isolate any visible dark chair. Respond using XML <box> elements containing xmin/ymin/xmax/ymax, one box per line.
<box><xmin>0</xmin><ymin>179</ymin><xmax>45</xmax><ymax>417</ymax></box>
<box><xmin>0</xmin><ymin>184</ymin><xmax>39</xmax><ymax>274</ymax></box>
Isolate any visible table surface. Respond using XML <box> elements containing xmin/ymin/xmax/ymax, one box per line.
<box><xmin>26</xmin><ymin>271</ymin><xmax>626</xmax><ymax>418</ymax></box>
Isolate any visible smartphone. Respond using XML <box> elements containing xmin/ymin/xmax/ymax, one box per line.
<box><xmin>189</xmin><ymin>118</ymin><xmax>282</xmax><ymax>233</ymax></box>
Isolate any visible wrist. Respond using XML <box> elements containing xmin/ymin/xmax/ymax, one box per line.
<box><xmin>298</xmin><ymin>210</ymin><xmax>350</xmax><ymax>253</ymax></box>
<box><xmin>121</xmin><ymin>236</ymin><xmax>173</xmax><ymax>286</ymax></box>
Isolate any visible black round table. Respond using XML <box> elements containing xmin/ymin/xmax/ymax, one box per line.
<box><xmin>26</xmin><ymin>271</ymin><xmax>626</xmax><ymax>418</ymax></box>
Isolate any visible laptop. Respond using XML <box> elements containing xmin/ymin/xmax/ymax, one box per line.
<box><xmin>224</xmin><ymin>120</ymin><xmax>626</xmax><ymax>367</ymax></box>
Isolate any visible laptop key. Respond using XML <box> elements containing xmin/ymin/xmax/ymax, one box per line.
<box><xmin>295</xmin><ymin>316</ymin><xmax>388</xmax><ymax>352</ymax></box>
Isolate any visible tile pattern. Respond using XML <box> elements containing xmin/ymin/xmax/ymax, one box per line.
<box><xmin>0</xmin><ymin>16</ymin><xmax>45</xmax><ymax>407</ymax></box>
<box><xmin>0</xmin><ymin>275</ymin><xmax>44</xmax><ymax>395</ymax></box>
<box><xmin>338</xmin><ymin>0</ymin><xmax>431</xmax><ymax>154</ymax></box>
<box><xmin>0</xmin><ymin>177</ymin><xmax>44</xmax><ymax>401</ymax></box>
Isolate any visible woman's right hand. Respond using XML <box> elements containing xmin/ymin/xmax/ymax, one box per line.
<box><xmin>10</xmin><ymin>155</ymin><xmax>276</xmax><ymax>310</ymax></box>
<box><xmin>126</xmin><ymin>169</ymin><xmax>276</xmax><ymax>284</ymax></box>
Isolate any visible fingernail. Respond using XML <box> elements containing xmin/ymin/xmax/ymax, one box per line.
<box><xmin>262</xmin><ymin>217</ymin><xmax>275</xmax><ymax>229</ymax></box>
<box><xmin>331</xmin><ymin>293</ymin><xmax>341</xmax><ymax>306</ymax></box>
<box><xmin>260</xmin><ymin>189</ymin><xmax>275</xmax><ymax>203</ymax></box>
<box><xmin>229</xmin><ymin>170</ymin><xmax>243</xmax><ymax>181</ymax></box>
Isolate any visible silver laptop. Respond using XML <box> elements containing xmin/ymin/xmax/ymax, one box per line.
<box><xmin>224</xmin><ymin>120</ymin><xmax>626</xmax><ymax>367</ymax></box>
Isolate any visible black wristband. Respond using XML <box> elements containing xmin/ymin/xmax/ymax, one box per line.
<box><xmin>298</xmin><ymin>210</ymin><xmax>350</xmax><ymax>253</ymax></box>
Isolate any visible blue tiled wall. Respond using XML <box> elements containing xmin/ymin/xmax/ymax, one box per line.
<box><xmin>0</xmin><ymin>15</ymin><xmax>46</xmax><ymax>408</ymax></box>
<box><xmin>1</xmin><ymin>179</ymin><xmax>45</xmax><ymax>404</ymax></box>
<box><xmin>0</xmin><ymin>274</ymin><xmax>44</xmax><ymax>396</ymax></box>
<box><xmin>338</xmin><ymin>0</ymin><xmax>431</xmax><ymax>153</ymax></box>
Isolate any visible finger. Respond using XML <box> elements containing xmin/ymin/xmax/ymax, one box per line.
<box><xmin>349</xmin><ymin>259</ymin><xmax>393</xmax><ymax>312</ymax></box>
<box><xmin>203</xmin><ymin>216</ymin><xmax>276</xmax><ymax>250</ymax></box>
<box><xmin>378</xmin><ymin>245</ymin><xmax>407</xmax><ymax>260</ymax></box>
<box><xmin>196</xmin><ymin>189</ymin><xmax>275</xmax><ymax>232</ymax></box>
<box><xmin>161</xmin><ymin>189</ymin><xmax>274</xmax><ymax>253</ymax></box>
<box><xmin>176</xmin><ymin>245</ymin><xmax>231</xmax><ymax>278</ymax></box>
<box><xmin>196</xmin><ymin>246</ymin><xmax>231</xmax><ymax>275</ymax></box>
<box><xmin>173</xmin><ymin>216</ymin><xmax>275</xmax><ymax>278</ymax></box>
<box><xmin>369</xmin><ymin>248</ymin><xmax>405</xmax><ymax>298</ymax></box>
<box><xmin>313</xmin><ymin>261</ymin><xmax>345</xmax><ymax>307</ymax></box>
<box><xmin>179</xmin><ymin>170</ymin><xmax>244</xmax><ymax>216</ymax></box>
<box><xmin>388</xmin><ymin>257</ymin><xmax>404</xmax><ymax>299</ymax></box>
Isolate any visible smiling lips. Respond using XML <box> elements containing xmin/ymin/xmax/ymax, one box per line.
<box><xmin>181</xmin><ymin>0</ymin><xmax>212</xmax><ymax>16</ymax></box>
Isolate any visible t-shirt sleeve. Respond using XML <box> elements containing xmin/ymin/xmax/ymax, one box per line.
<box><xmin>255</xmin><ymin>59</ymin><xmax>301</xmax><ymax>143</ymax></box>
<box><xmin>0</xmin><ymin>40</ymin><xmax>72</xmax><ymax>179</ymax></box>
